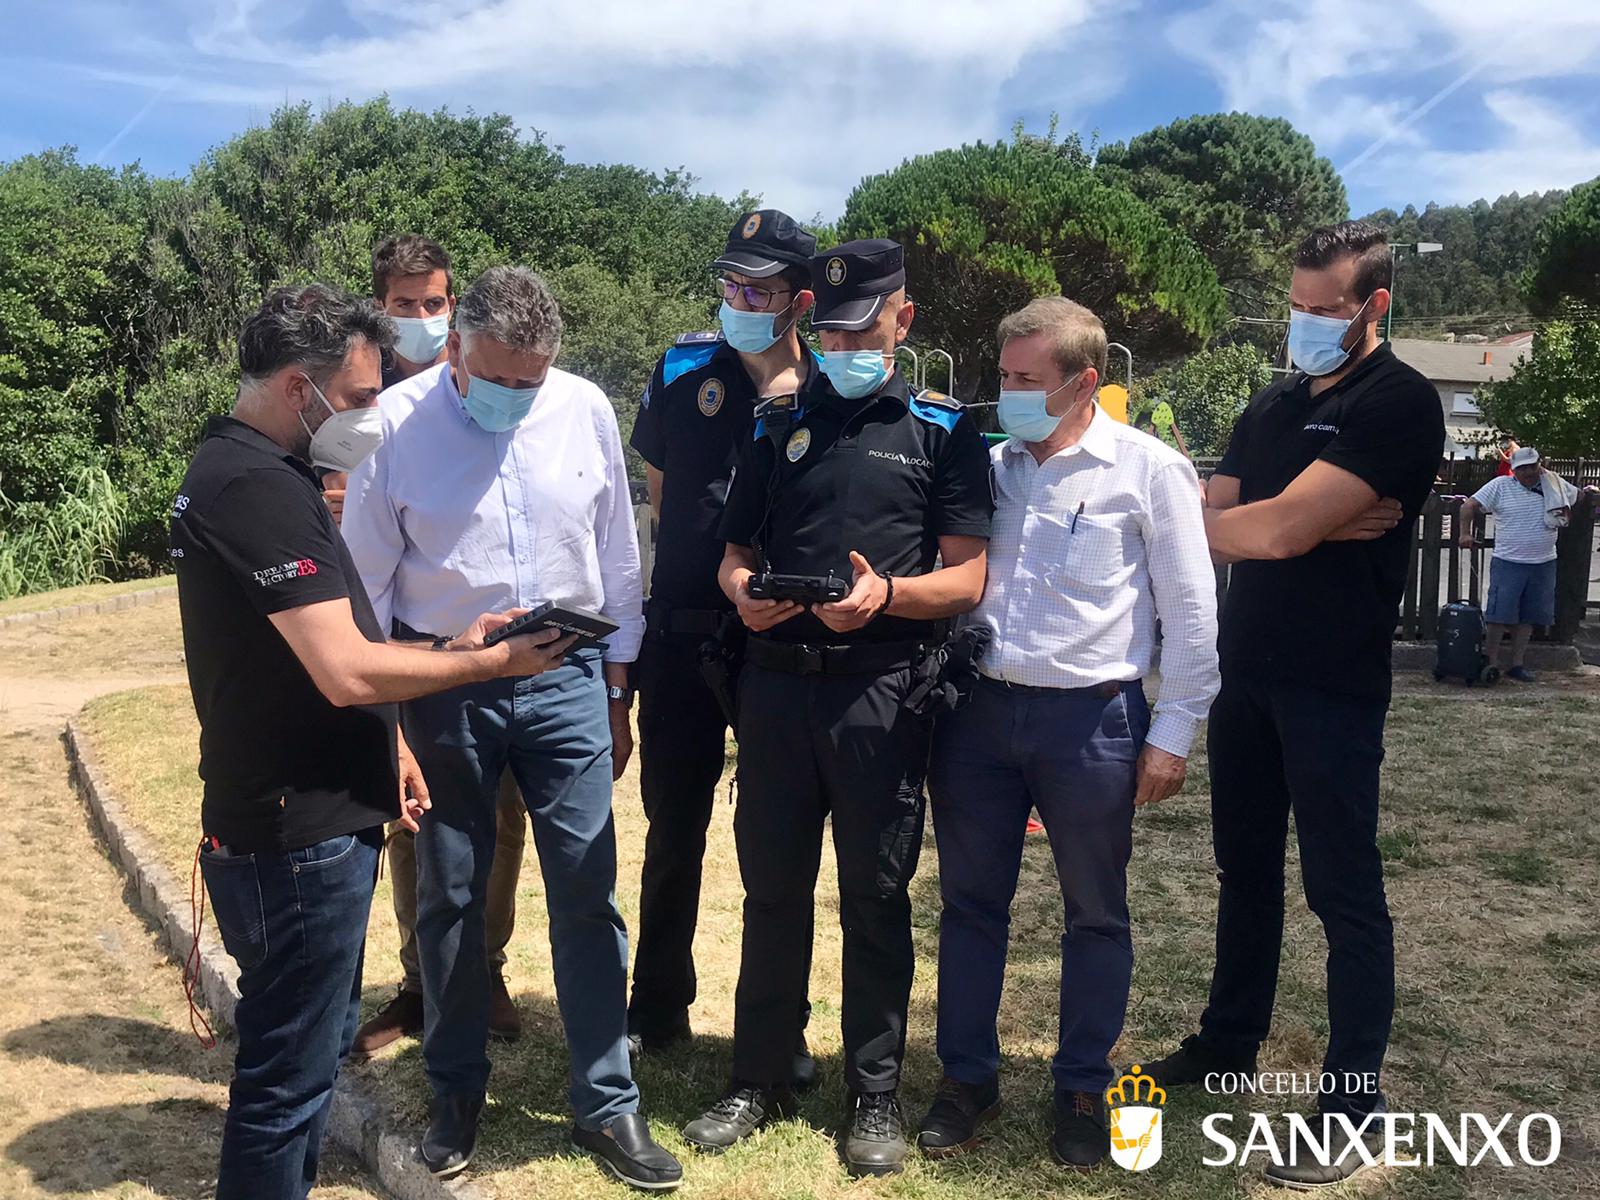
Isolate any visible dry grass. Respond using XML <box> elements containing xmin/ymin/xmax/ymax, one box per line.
<box><xmin>0</xmin><ymin>625</ymin><xmax>375</xmax><ymax>1197</ymax></box>
<box><xmin>75</xmin><ymin>660</ymin><xmax>1600</xmax><ymax>1200</ymax></box>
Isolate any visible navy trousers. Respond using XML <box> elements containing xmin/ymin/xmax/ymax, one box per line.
<box><xmin>404</xmin><ymin>648</ymin><xmax>638</xmax><ymax>1129</ymax></box>
<box><xmin>1199</xmin><ymin>674</ymin><xmax>1393</xmax><ymax>1117</ymax></box>
<box><xmin>202</xmin><ymin>829</ymin><xmax>381</xmax><ymax>1200</ymax></box>
<box><xmin>928</xmin><ymin>678</ymin><xmax>1148</xmax><ymax>1095</ymax></box>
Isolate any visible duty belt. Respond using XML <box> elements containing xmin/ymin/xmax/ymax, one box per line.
<box><xmin>745</xmin><ymin>636</ymin><xmax>922</xmax><ymax>677</ymax></box>
<box><xmin>644</xmin><ymin>600</ymin><xmax>728</xmax><ymax>639</ymax></box>
<box><xmin>979</xmin><ymin>674</ymin><xmax>1125</xmax><ymax>700</ymax></box>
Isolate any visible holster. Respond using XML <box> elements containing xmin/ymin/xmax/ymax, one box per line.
<box><xmin>697</xmin><ymin>614</ymin><xmax>747</xmax><ymax>737</ymax></box>
<box><xmin>904</xmin><ymin>624</ymin><xmax>993</xmax><ymax>716</ymax></box>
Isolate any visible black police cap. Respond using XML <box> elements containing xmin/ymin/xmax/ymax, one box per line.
<box><xmin>712</xmin><ymin>209</ymin><xmax>817</xmax><ymax>279</ymax></box>
<box><xmin>809</xmin><ymin>239</ymin><xmax>906</xmax><ymax>331</ymax></box>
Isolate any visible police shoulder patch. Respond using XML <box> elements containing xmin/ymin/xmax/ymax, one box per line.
<box><xmin>661</xmin><ymin>337</ymin><xmax>723</xmax><ymax>387</ymax></box>
<box><xmin>910</xmin><ymin>390</ymin><xmax>963</xmax><ymax>432</ymax></box>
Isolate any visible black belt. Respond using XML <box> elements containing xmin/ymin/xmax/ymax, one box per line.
<box><xmin>645</xmin><ymin>601</ymin><xmax>728</xmax><ymax>639</ymax></box>
<box><xmin>745</xmin><ymin>637</ymin><xmax>921</xmax><ymax>677</ymax></box>
<box><xmin>979</xmin><ymin>674</ymin><xmax>1125</xmax><ymax>700</ymax></box>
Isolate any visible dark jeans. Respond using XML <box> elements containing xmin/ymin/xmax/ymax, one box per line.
<box><xmin>201</xmin><ymin>829</ymin><xmax>381</xmax><ymax>1200</ymax></box>
<box><xmin>731</xmin><ymin>662</ymin><xmax>929</xmax><ymax>1093</ymax></box>
<box><xmin>1199</xmin><ymin>674</ymin><xmax>1393</xmax><ymax>1117</ymax></box>
<box><xmin>630</xmin><ymin>634</ymin><xmax>813</xmax><ymax>1038</ymax></box>
<box><xmin>929</xmin><ymin>679</ymin><xmax>1147</xmax><ymax>1094</ymax></box>
<box><xmin>404</xmin><ymin>649</ymin><xmax>637</xmax><ymax>1129</ymax></box>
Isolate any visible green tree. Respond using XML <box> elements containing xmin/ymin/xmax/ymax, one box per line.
<box><xmin>1476</xmin><ymin>318</ymin><xmax>1600</xmax><ymax>457</ymax></box>
<box><xmin>1131</xmin><ymin>343</ymin><xmax>1272</xmax><ymax>457</ymax></box>
<box><xmin>1097</xmin><ymin>113</ymin><xmax>1347</xmax><ymax>318</ymax></box>
<box><xmin>1524</xmin><ymin>179</ymin><xmax>1600</xmax><ymax>317</ymax></box>
<box><xmin>838</xmin><ymin>133</ymin><xmax>1227</xmax><ymax>401</ymax></box>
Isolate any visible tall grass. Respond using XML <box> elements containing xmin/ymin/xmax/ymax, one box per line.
<box><xmin>0</xmin><ymin>466</ymin><xmax>129</xmax><ymax>600</ymax></box>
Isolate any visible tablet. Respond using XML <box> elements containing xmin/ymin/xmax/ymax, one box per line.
<box><xmin>481</xmin><ymin>601</ymin><xmax>620</xmax><ymax>651</ymax></box>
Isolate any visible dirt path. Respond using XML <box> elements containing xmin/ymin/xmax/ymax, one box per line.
<box><xmin>0</xmin><ymin>597</ymin><xmax>381</xmax><ymax>1199</ymax></box>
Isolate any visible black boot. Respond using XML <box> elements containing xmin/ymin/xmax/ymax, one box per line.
<box><xmin>843</xmin><ymin>1090</ymin><xmax>909</xmax><ymax>1177</ymax></box>
<box><xmin>1263</xmin><ymin>1107</ymin><xmax>1386</xmax><ymax>1190</ymax></box>
<box><xmin>916</xmin><ymin>1075</ymin><xmax>1003</xmax><ymax>1159</ymax></box>
<box><xmin>681</xmin><ymin>1082</ymin><xmax>797</xmax><ymax>1152</ymax></box>
<box><xmin>1051</xmin><ymin>1090</ymin><xmax>1109</xmax><ymax>1170</ymax></box>
<box><xmin>572</xmin><ymin>1112</ymin><xmax>684</xmax><ymax>1191</ymax></box>
<box><xmin>420</xmin><ymin>1093</ymin><xmax>483</xmax><ymax>1178</ymax></box>
<box><xmin>1133</xmin><ymin>1033</ymin><xmax>1256</xmax><ymax>1089</ymax></box>
<box><xmin>626</xmin><ymin>1011</ymin><xmax>692</xmax><ymax>1060</ymax></box>
<box><xmin>792</xmin><ymin>1033</ymin><xmax>818</xmax><ymax>1093</ymax></box>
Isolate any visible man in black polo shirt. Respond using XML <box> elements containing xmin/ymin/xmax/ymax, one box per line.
<box><xmin>171</xmin><ymin>284</ymin><xmax>571</xmax><ymax>1200</ymax></box>
<box><xmin>1135</xmin><ymin>221</ymin><xmax>1444</xmax><ymax>1190</ymax></box>
<box><xmin>626</xmin><ymin>210</ymin><xmax>821</xmax><ymax>1077</ymax></box>
<box><xmin>681</xmin><ymin>240</ymin><xmax>992</xmax><ymax>1177</ymax></box>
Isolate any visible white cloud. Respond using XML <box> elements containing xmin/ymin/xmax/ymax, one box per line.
<box><xmin>1376</xmin><ymin>89</ymin><xmax>1600</xmax><ymax>203</ymax></box>
<box><xmin>53</xmin><ymin>0</ymin><xmax>1129</xmax><ymax>217</ymax></box>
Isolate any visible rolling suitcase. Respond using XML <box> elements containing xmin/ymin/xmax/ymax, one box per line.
<box><xmin>1434</xmin><ymin>548</ymin><xmax>1499</xmax><ymax>686</ymax></box>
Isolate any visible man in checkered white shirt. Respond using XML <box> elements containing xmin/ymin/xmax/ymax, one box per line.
<box><xmin>915</xmin><ymin>297</ymin><xmax>1219</xmax><ymax>1170</ymax></box>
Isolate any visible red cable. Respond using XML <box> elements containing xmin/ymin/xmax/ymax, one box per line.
<box><xmin>185</xmin><ymin>841</ymin><xmax>218</xmax><ymax>1049</ymax></box>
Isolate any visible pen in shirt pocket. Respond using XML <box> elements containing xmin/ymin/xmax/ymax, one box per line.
<box><xmin>1071</xmin><ymin>500</ymin><xmax>1085</xmax><ymax>534</ymax></box>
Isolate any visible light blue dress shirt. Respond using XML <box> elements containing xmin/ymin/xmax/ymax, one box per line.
<box><xmin>340</xmin><ymin>362</ymin><xmax>645</xmax><ymax>663</ymax></box>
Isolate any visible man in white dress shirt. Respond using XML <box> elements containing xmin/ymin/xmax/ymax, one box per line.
<box><xmin>916</xmin><ymin>297</ymin><xmax>1219</xmax><ymax>1170</ymax></box>
<box><xmin>341</xmin><ymin>266</ymin><xmax>681</xmax><ymax>1190</ymax></box>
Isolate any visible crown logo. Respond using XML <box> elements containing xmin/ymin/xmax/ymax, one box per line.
<box><xmin>1106</xmin><ymin>1066</ymin><xmax>1166</xmax><ymax>1172</ymax></box>
<box><xmin>1106</xmin><ymin>1065</ymin><xmax>1167</xmax><ymax>1109</ymax></box>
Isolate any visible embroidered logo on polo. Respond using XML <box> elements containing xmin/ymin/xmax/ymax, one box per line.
<box><xmin>698</xmin><ymin>378</ymin><xmax>725</xmax><ymax>417</ymax></box>
<box><xmin>868</xmin><ymin>448</ymin><xmax>932</xmax><ymax>469</ymax></box>
<box><xmin>741</xmin><ymin>212</ymin><xmax>762</xmax><ymax>239</ymax></box>
<box><xmin>1304</xmin><ymin>423</ymin><xmax>1340</xmax><ymax>433</ymax></box>
<box><xmin>252</xmin><ymin>559</ymin><xmax>318</xmax><ymax>587</ymax></box>
<box><xmin>825</xmin><ymin>257</ymin><xmax>847</xmax><ymax>286</ymax></box>
<box><xmin>786</xmin><ymin>428</ymin><xmax>812</xmax><ymax>462</ymax></box>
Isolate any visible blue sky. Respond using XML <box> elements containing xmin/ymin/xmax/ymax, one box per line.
<box><xmin>6</xmin><ymin>0</ymin><xmax>1600</xmax><ymax>221</ymax></box>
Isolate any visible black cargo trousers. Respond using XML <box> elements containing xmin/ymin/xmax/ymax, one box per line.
<box><xmin>729</xmin><ymin>649</ymin><xmax>931</xmax><ymax>1094</ymax></box>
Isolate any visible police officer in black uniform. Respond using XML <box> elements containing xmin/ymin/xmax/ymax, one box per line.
<box><xmin>681</xmin><ymin>240</ymin><xmax>993</xmax><ymax>1177</ymax></box>
<box><xmin>627</xmin><ymin>210</ymin><xmax>821</xmax><ymax>1085</ymax></box>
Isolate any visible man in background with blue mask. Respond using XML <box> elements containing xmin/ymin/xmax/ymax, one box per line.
<box><xmin>1135</xmin><ymin>221</ymin><xmax>1443</xmax><ymax>1191</ymax></box>
<box><xmin>916</xmin><ymin>296</ymin><xmax>1219</xmax><ymax>1170</ymax></box>
<box><xmin>346</xmin><ymin>233</ymin><xmax>532</xmax><ymax>1062</ymax></box>
<box><xmin>341</xmin><ymin>266</ymin><xmax>682</xmax><ymax>1191</ymax></box>
<box><xmin>626</xmin><ymin>210</ymin><xmax>820</xmax><ymax>1079</ymax></box>
<box><xmin>683</xmin><ymin>239</ymin><xmax>991</xmax><ymax>1177</ymax></box>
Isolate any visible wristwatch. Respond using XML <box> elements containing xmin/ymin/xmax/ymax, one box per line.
<box><xmin>607</xmin><ymin>685</ymin><xmax>635</xmax><ymax>709</ymax></box>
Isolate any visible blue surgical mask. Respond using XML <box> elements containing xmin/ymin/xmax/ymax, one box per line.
<box><xmin>821</xmin><ymin>349</ymin><xmax>890</xmax><ymax>399</ymax></box>
<box><xmin>998</xmin><ymin>374</ymin><xmax>1084</xmax><ymax>443</ymax></box>
<box><xmin>460</xmin><ymin>372</ymin><xmax>541</xmax><ymax>432</ymax></box>
<box><xmin>719</xmin><ymin>300</ymin><xmax>795</xmax><ymax>354</ymax></box>
<box><xmin>391</xmin><ymin>313</ymin><xmax>450</xmax><ymax>365</ymax></box>
<box><xmin>1287</xmin><ymin>297</ymin><xmax>1371</xmax><ymax>377</ymax></box>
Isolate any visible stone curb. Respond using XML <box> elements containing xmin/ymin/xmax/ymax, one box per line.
<box><xmin>1391</xmin><ymin>640</ymin><xmax>1583</xmax><ymax>673</ymax></box>
<box><xmin>0</xmin><ymin>582</ymin><xmax>177</xmax><ymax>631</ymax></box>
<box><xmin>64</xmin><ymin>719</ymin><xmax>489</xmax><ymax>1200</ymax></box>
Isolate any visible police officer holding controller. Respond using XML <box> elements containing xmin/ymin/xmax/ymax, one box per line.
<box><xmin>682</xmin><ymin>240</ymin><xmax>992</xmax><ymax>1176</ymax></box>
<box><xmin>626</xmin><ymin>209</ymin><xmax>821</xmax><ymax>1086</ymax></box>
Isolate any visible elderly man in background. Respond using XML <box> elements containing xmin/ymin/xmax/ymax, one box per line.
<box><xmin>1459</xmin><ymin>445</ymin><xmax>1577</xmax><ymax>682</ymax></box>
<box><xmin>340</xmin><ymin>266</ymin><xmax>681</xmax><ymax>1190</ymax></box>
<box><xmin>916</xmin><ymin>297</ymin><xmax>1219</xmax><ymax>1170</ymax></box>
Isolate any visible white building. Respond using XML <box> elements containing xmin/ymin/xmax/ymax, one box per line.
<box><xmin>1389</xmin><ymin>335</ymin><xmax>1533</xmax><ymax>457</ymax></box>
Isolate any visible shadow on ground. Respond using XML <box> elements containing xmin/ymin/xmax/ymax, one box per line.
<box><xmin>7</xmin><ymin>1099</ymin><xmax>224</xmax><ymax>1197</ymax></box>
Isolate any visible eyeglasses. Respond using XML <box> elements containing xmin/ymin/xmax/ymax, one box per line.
<box><xmin>719</xmin><ymin>277</ymin><xmax>792</xmax><ymax>313</ymax></box>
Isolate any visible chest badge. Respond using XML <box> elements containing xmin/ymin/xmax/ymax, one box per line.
<box><xmin>786</xmin><ymin>427</ymin><xmax>812</xmax><ymax>462</ymax></box>
<box><xmin>697</xmin><ymin>378</ymin><xmax>725</xmax><ymax>417</ymax></box>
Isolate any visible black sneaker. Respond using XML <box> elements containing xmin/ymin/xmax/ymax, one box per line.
<box><xmin>792</xmin><ymin>1033</ymin><xmax>818</xmax><ymax>1093</ymax></box>
<box><xmin>681</xmin><ymin>1082</ymin><xmax>796</xmax><ymax>1152</ymax></box>
<box><xmin>843</xmin><ymin>1090</ymin><xmax>909</xmax><ymax>1178</ymax></box>
<box><xmin>572</xmin><ymin>1113</ymin><xmax>683</xmax><ymax>1192</ymax></box>
<box><xmin>420</xmin><ymin>1093</ymin><xmax>483</xmax><ymax>1179</ymax></box>
<box><xmin>1133</xmin><ymin>1033</ymin><xmax>1256</xmax><ymax>1090</ymax></box>
<box><xmin>1051</xmin><ymin>1090</ymin><xmax>1109</xmax><ymax>1170</ymax></box>
<box><xmin>1263</xmin><ymin>1113</ymin><xmax>1385</xmax><ymax>1190</ymax></box>
<box><xmin>917</xmin><ymin>1075</ymin><xmax>1003</xmax><ymax>1159</ymax></box>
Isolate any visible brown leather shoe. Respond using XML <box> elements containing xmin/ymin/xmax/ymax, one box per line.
<box><xmin>489</xmin><ymin>972</ymin><xmax>522</xmax><ymax>1042</ymax></box>
<box><xmin>349</xmin><ymin>988</ymin><xmax>424</xmax><ymax>1059</ymax></box>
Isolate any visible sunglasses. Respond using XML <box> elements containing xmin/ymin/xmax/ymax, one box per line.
<box><xmin>719</xmin><ymin>277</ymin><xmax>793</xmax><ymax>313</ymax></box>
